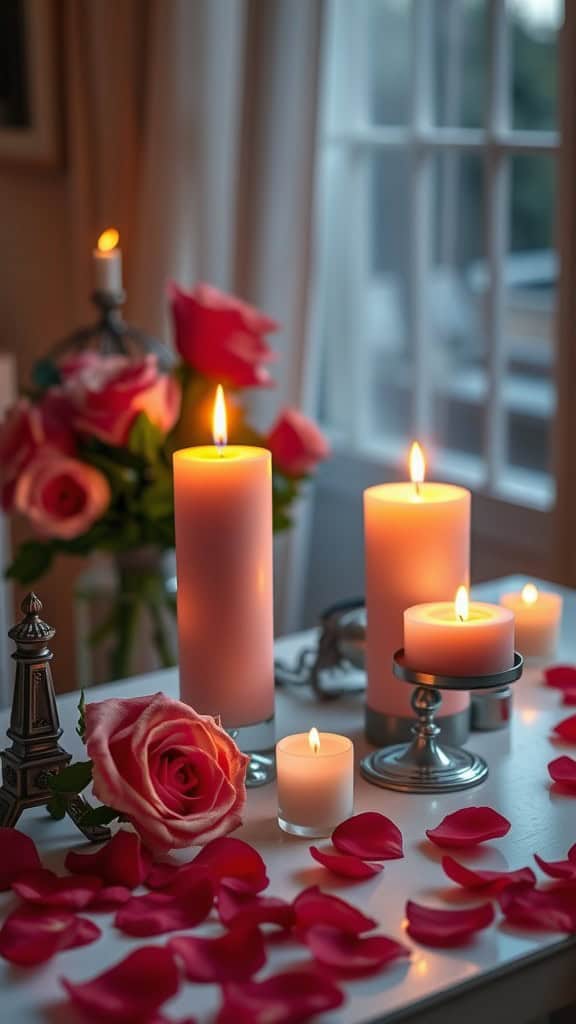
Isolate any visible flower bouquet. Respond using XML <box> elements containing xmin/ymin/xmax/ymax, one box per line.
<box><xmin>1</xmin><ymin>284</ymin><xmax>329</xmax><ymax>678</ymax></box>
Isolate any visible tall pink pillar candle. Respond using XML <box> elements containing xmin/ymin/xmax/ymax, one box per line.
<box><xmin>364</xmin><ymin>464</ymin><xmax>470</xmax><ymax>725</ymax></box>
<box><xmin>173</xmin><ymin>444</ymin><xmax>274</xmax><ymax>729</ymax></box>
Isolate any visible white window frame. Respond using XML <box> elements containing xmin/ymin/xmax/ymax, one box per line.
<box><xmin>315</xmin><ymin>0</ymin><xmax>560</xmax><ymax>529</ymax></box>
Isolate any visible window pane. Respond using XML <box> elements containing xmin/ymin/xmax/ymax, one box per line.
<box><xmin>509</xmin><ymin>0</ymin><xmax>562</xmax><ymax>131</ymax></box>
<box><xmin>369</xmin><ymin>0</ymin><xmax>412</xmax><ymax>125</ymax></box>
<box><xmin>433</xmin><ymin>0</ymin><xmax>488</xmax><ymax>128</ymax></box>
<box><xmin>430</xmin><ymin>152</ymin><xmax>487</xmax><ymax>462</ymax></box>
<box><xmin>503</xmin><ymin>154</ymin><xmax>557</xmax><ymax>496</ymax></box>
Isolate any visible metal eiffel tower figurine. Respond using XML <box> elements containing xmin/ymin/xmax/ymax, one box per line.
<box><xmin>0</xmin><ymin>593</ymin><xmax>110</xmax><ymax>842</ymax></box>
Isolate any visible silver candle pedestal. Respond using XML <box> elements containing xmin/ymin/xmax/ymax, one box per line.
<box><xmin>360</xmin><ymin>650</ymin><xmax>523</xmax><ymax>794</ymax></box>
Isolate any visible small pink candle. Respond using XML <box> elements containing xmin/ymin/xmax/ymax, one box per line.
<box><xmin>173</xmin><ymin>387</ymin><xmax>274</xmax><ymax>728</ymax></box>
<box><xmin>500</xmin><ymin>583</ymin><xmax>562</xmax><ymax>659</ymax></box>
<box><xmin>404</xmin><ymin>587</ymin><xmax>515</xmax><ymax>677</ymax></box>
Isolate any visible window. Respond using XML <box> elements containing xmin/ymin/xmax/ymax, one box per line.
<box><xmin>316</xmin><ymin>0</ymin><xmax>562</xmax><ymax>511</ymax></box>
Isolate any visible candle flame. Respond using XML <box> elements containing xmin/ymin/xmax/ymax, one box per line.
<box><xmin>455</xmin><ymin>585</ymin><xmax>469</xmax><ymax>623</ymax></box>
<box><xmin>521</xmin><ymin>583</ymin><xmax>538</xmax><ymax>606</ymax></box>
<box><xmin>212</xmin><ymin>385</ymin><xmax>227</xmax><ymax>450</ymax></box>
<box><xmin>308</xmin><ymin>727</ymin><xmax>320</xmax><ymax>755</ymax></box>
<box><xmin>97</xmin><ymin>228</ymin><xmax>119</xmax><ymax>253</ymax></box>
<box><xmin>409</xmin><ymin>441</ymin><xmax>425</xmax><ymax>495</ymax></box>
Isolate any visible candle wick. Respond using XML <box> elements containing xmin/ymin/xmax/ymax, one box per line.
<box><xmin>414</xmin><ymin>481</ymin><xmax>421</xmax><ymax>498</ymax></box>
<box><xmin>216</xmin><ymin>443</ymin><xmax>225</xmax><ymax>458</ymax></box>
<box><xmin>458</xmin><ymin>614</ymin><xmax>464</xmax><ymax>623</ymax></box>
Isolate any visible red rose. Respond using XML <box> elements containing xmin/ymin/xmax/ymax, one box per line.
<box><xmin>266</xmin><ymin>408</ymin><xmax>330</xmax><ymax>476</ymax></box>
<box><xmin>85</xmin><ymin>693</ymin><xmax>248</xmax><ymax>853</ymax></box>
<box><xmin>62</xmin><ymin>353</ymin><xmax>181</xmax><ymax>446</ymax></box>
<box><xmin>0</xmin><ymin>398</ymin><xmax>75</xmax><ymax>510</ymax></box>
<box><xmin>170</xmin><ymin>282</ymin><xmax>278</xmax><ymax>388</ymax></box>
<box><xmin>14</xmin><ymin>452</ymin><xmax>111</xmax><ymax>540</ymax></box>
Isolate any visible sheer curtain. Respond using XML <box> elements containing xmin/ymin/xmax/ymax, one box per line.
<box><xmin>63</xmin><ymin>0</ymin><xmax>324</xmax><ymax>635</ymax></box>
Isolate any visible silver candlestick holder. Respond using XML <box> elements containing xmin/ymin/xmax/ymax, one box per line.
<box><xmin>360</xmin><ymin>649</ymin><xmax>523</xmax><ymax>793</ymax></box>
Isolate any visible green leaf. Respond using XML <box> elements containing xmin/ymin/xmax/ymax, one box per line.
<box><xmin>6</xmin><ymin>540</ymin><xmax>55</xmax><ymax>584</ymax></box>
<box><xmin>128</xmin><ymin>412</ymin><xmax>165</xmax><ymax>463</ymax></box>
<box><xmin>76</xmin><ymin>691</ymin><xmax>86</xmax><ymax>741</ymax></box>
<box><xmin>78</xmin><ymin>804</ymin><xmax>120</xmax><ymax>827</ymax></box>
<box><xmin>46</xmin><ymin>795</ymin><xmax>67</xmax><ymax>820</ymax></box>
<box><xmin>48</xmin><ymin>760</ymin><xmax>93</xmax><ymax>794</ymax></box>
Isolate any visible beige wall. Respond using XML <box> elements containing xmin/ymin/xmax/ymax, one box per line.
<box><xmin>0</xmin><ymin>167</ymin><xmax>83</xmax><ymax>692</ymax></box>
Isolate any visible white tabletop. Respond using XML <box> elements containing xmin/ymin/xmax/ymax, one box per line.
<box><xmin>1</xmin><ymin>576</ymin><xmax>575</xmax><ymax>1024</ymax></box>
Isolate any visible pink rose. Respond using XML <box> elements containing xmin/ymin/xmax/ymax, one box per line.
<box><xmin>267</xmin><ymin>408</ymin><xmax>330</xmax><ymax>476</ymax></box>
<box><xmin>62</xmin><ymin>353</ymin><xmax>181</xmax><ymax>446</ymax></box>
<box><xmin>85</xmin><ymin>693</ymin><xmax>248</xmax><ymax>852</ymax></box>
<box><xmin>0</xmin><ymin>398</ymin><xmax>75</xmax><ymax>510</ymax></box>
<box><xmin>14</xmin><ymin>453</ymin><xmax>111</xmax><ymax>540</ymax></box>
<box><xmin>170</xmin><ymin>282</ymin><xmax>278</xmax><ymax>388</ymax></box>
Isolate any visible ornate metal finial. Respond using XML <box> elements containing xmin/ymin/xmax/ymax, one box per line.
<box><xmin>8</xmin><ymin>592</ymin><xmax>55</xmax><ymax>648</ymax></box>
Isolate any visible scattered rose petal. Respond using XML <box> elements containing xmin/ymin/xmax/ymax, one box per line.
<box><xmin>146</xmin><ymin>862</ymin><xmax>181</xmax><ymax>890</ymax></box>
<box><xmin>12</xmin><ymin>868</ymin><xmax>102</xmax><ymax>910</ymax></box>
<box><xmin>544</xmin><ymin>665</ymin><xmax>576</xmax><ymax>691</ymax></box>
<box><xmin>65</xmin><ymin>830</ymin><xmax>152</xmax><ymax>889</ymax></box>
<box><xmin>499</xmin><ymin>882</ymin><xmax>576</xmax><ymax>933</ymax></box>
<box><xmin>216</xmin><ymin>968</ymin><xmax>344</xmax><ymax>1024</ymax></box>
<box><xmin>534</xmin><ymin>845</ymin><xmax>576</xmax><ymax>881</ymax></box>
<box><xmin>169</xmin><ymin>925</ymin><xmax>266</xmax><ymax>983</ymax></box>
<box><xmin>89</xmin><ymin>885</ymin><xmax>133</xmax><ymax>910</ymax></box>
<box><xmin>426</xmin><ymin>807</ymin><xmax>511</xmax><ymax>848</ymax></box>
<box><xmin>217</xmin><ymin>882</ymin><xmax>295</xmax><ymax>930</ymax></box>
<box><xmin>293</xmin><ymin>886</ymin><xmax>377</xmax><ymax>935</ymax></box>
<box><xmin>405</xmin><ymin>899</ymin><xmax>495</xmax><ymax>947</ymax></box>
<box><xmin>303</xmin><ymin>924</ymin><xmax>410</xmax><ymax>975</ymax></box>
<box><xmin>442</xmin><ymin>856</ymin><xmax>536</xmax><ymax>894</ymax></box>
<box><xmin>0</xmin><ymin>905</ymin><xmax>100</xmax><ymax>966</ymax></box>
<box><xmin>563</xmin><ymin>689</ymin><xmax>576</xmax><ymax>706</ymax></box>
<box><xmin>553</xmin><ymin>714</ymin><xmax>576</xmax><ymax>743</ymax></box>
<box><xmin>62</xmin><ymin>946</ymin><xmax>180</xmax><ymax>1022</ymax></box>
<box><xmin>332</xmin><ymin>812</ymin><xmax>403</xmax><ymax>861</ymax></box>
<box><xmin>192</xmin><ymin>837</ymin><xmax>269</xmax><ymax>892</ymax></box>
<box><xmin>309</xmin><ymin>846</ymin><xmax>383</xmax><ymax>880</ymax></box>
<box><xmin>0</xmin><ymin>827</ymin><xmax>41</xmax><ymax>891</ymax></box>
<box><xmin>548</xmin><ymin>755</ymin><xmax>576</xmax><ymax>791</ymax></box>
<box><xmin>115</xmin><ymin>875</ymin><xmax>214</xmax><ymax>936</ymax></box>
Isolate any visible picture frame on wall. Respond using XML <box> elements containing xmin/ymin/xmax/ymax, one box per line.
<box><xmin>0</xmin><ymin>0</ymin><xmax>59</xmax><ymax>168</ymax></box>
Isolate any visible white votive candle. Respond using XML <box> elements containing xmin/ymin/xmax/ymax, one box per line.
<box><xmin>276</xmin><ymin>728</ymin><xmax>353</xmax><ymax>838</ymax></box>
<box><xmin>93</xmin><ymin>228</ymin><xmax>123</xmax><ymax>293</ymax></box>
<box><xmin>501</xmin><ymin>583</ymin><xmax>562</xmax><ymax>659</ymax></box>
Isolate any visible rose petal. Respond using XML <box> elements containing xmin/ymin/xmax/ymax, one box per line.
<box><xmin>115</xmin><ymin>875</ymin><xmax>214</xmax><ymax>936</ymax></box>
<box><xmin>303</xmin><ymin>924</ymin><xmax>410</xmax><ymax>975</ymax></box>
<box><xmin>12</xmin><ymin>868</ymin><xmax>102</xmax><ymax>909</ymax></box>
<box><xmin>62</xmin><ymin>946</ymin><xmax>180</xmax><ymax>1022</ymax></box>
<box><xmin>146</xmin><ymin>862</ymin><xmax>181</xmax><ymax>889</ymax></box>
<box><xmin>216</xmin><ymin>969</ymin><xmax>344</xmax><ymax>1024</ymax></box>
<box><xmin>544</xmin><ymin>665</ymin><xmax>576</xmax><ymax>690</ymax></box>
<box><xmin>499</xmin><ymin>882</ymin><xmax>576</xmax><ymax>933</ymax></box>
<box><xmin>0</xmin><ymin>827</ymin><xmax>41</xmax><ymax>891</ymax></box>
<box><xmin>553</xmin><ymin>714</ymin><xmax>576</xmax><ymax>743</ymax></box>
<box><xmin>405</xmin><ymin>899</ymin><xmax>495</xmax><ymax>947</ymax></box>
<box><xmin>442</xmin><ymin>856</ymin><xmax>536</xmax><ymax>894</ymax></box>
<box><xmin>426</xmin><ymin>807</ymin><xmax>511</xmax><ymax>848</ymax></box>
<box><xmin>0</xmin><ymin>905</ymin><xmax>100</xmax><ymax>966</ymax></box>
<box><xmin>66</xmin><ymin>830</ymin><xmax>152</xmax><ymax>889</ymax></box>
<box><xmin>217</xmin><ymin>882</ymin><xmax>295</xmax><ymax>930</ymax></box>
<box><xmin>89</xmin><ymin>885</ymin><xmax>133</xmax><ymax>910</ymax></box>
<box><xmin>169</xmin><ymin>925</ymin><xmax>266</xmax><ymax>982</ymax></box>
<box><xmin>293</xmin><ymin>886</ymin><xmax>377</xmax><ymax>935</ymax></box>
<box><xmin>562</xmin><ymin>689</ymin><xmax>576</xmax><ymax>706</ymax></box>
<box><xmin>192</xmin><ymin>837</ymin><xmax>268</xmax><ymax>892</ymax></box>
<box><xmin>548</xmin><ymin>755</ymin><xmax>576</xmax><ymax>790</ymax></box>
<box><xmin>534</xmin><ymin>848</ymin><xmax>576</xmax><ymax>881</ymax></box>
<box><xmin>309</xmin><ymin>846</ymin><xmax>383</xmax><ymax>880</ymax></box>
<box><xmin>332</xmin><ymin>812</ymin><xmax>403</xmax><ymax>860</ymax></box>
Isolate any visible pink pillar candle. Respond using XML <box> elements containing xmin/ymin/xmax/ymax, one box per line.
<box><xmin>364</xmin><ymin>456</ymin><xmax>471</xmax><ymax>722</ymax></box>
<box><xmin>173</xmin><ymin>444</ymin><xmax>274</xmax><ymax>729</ymax></box>
<box><xmin>404</xmin><ymin>592</ymin><xmax>515</xmax><ymax>677</ymax></box>
<box><xmin>500</xmin><ymin>584</ymin><xmax>562</xmax><ymax>659</ymax></box>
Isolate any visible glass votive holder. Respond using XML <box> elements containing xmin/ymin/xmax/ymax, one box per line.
<box><xmin>276</xmin><ymin>729</ymin><xmax>354</xmax><ymax>838</ymax></box>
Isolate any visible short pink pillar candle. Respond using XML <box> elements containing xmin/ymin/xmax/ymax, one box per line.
<box><xmin>500</xmin><ymin>583</ymin><xmax>562</xmax><ymax>659</ymax></box>
<box><xmin>404</xmin><ymin>587</ymin><xmax>515</xmax><ymax>677</ymax></box>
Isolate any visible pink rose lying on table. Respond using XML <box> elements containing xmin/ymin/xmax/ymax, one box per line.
<box><xmin>85</xmin><ymin>693</ymin><xmax>249</xmax><ymax>852</ymax></box>
<box><xmin>61</xmin><ymin>352</ymin><xmax>181</xmax><ymax>446</ymax></box>
<box><xmin>266</xmin><ymin>407</ymin><xmax>330</xmax><ymax>477</ymax></box>
<box><xmin>170</xmin><ymin>281</ymin><xmax>278</xmax><ymax>388</ymax></box>
<box><xmin>14</xmin><ymin>453</ymin><xmax>110</xmax><ymax>540</ymax></box>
